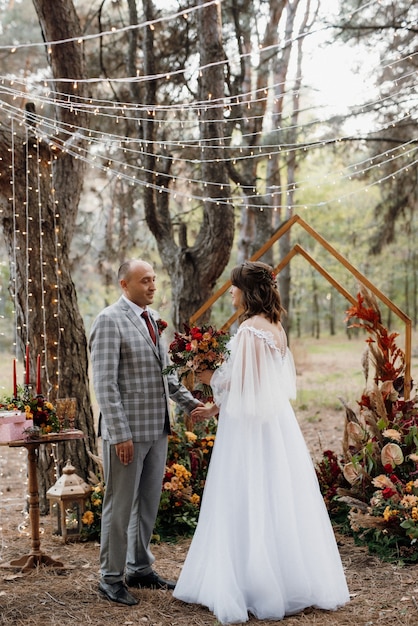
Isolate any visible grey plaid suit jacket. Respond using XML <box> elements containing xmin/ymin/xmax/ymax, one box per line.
<box><xmin>89</xmin><ymin>297</ymin><xmax>198</xmax><ymax>444</ymax></box>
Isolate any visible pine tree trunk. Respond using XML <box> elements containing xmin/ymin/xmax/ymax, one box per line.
<box><xmin>0</xmin><ymin>0</ymin><xmax>97</xmax><ymax>511</ymax></box>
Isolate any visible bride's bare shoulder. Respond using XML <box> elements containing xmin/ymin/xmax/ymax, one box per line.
<box><xmin>241</xmin><ymin>315</ymin><xmax>280</xmax><ymax>331</ymax></box>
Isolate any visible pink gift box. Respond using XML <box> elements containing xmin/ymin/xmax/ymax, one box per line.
<box><xmin>0</xmin><ymin>412</ymin><xmax>33</xmax><ymax>442</ymax></box>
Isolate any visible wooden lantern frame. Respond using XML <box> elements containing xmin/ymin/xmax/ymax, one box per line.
<box><xmin>46</xmin><ymin>460</ymin><xmax>91</xmax><ymax>542</ymax></box>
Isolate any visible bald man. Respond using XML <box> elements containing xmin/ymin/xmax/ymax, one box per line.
<box><xmin>90</xmin><ymin>259</ymin><xmax>201</xmax><ymax>605</ymax></box>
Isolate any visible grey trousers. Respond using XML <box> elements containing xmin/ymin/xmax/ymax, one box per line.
<box><xmin>100</xmin><ymin>435</ymin><xmax>168</xmax><ymax>583</ymax></box>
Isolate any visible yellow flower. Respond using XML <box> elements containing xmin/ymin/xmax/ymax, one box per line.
<box><xmin>412</xmin><ymin>507</ymin><xmax>418</xmax><ymax>521</ymax></box>
<box><xmin>185</xmin><ymin>431</ymin><xmax>197</xmax><ymax>442</ymax></box>
<box><xmin>190</xmin><ymin>493</ymin><xmax>200</xmax><ymax>505</ymax></box>
<box><xmin>82</xmin><ymin>510</ymin><xmax>94</xmax><ymax>526</ymax></box>
<box><xmin>172</xmin><ymin>463</ymin><xmax>191</xmax><ymax>481</ymax></box>
<box><xmin>383</xmin><ymin>506</ymin><xmax>399</xmax><ymax>522</ymax></box>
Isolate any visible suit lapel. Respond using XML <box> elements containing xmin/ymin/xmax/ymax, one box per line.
<box><xmin>119</xmin><ymin>298</ymin><xmax>160</xmax><ymax>356</ymax></box>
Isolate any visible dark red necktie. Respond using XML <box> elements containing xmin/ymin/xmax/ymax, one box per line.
<box><xmin>141</xmin><ymin>311</ymin><xmax>156</xmax><ymax>344</ymax></box>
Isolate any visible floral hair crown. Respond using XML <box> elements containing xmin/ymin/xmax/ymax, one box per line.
<box><xmin>261</xmin><ymin>268</ymin><xmax>276</xmax><ymax>285</ymax></box>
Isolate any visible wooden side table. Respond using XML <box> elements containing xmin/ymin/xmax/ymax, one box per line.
<box><xmin>4</xmin><ymin>430</ymin><xmax>84</xmax><ymax>572</ymax></box>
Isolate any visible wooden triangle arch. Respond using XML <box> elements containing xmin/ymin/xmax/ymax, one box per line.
<box><xmin>190</xmin><ymin>214</ymin><xmax>412</xmax><ymax>399</ymax></box>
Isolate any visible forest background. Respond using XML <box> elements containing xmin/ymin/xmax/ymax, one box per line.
<box><xmin>0</xmin><ymin>0</ymin><xmax>417</xmax><ymax>499</ymax></box>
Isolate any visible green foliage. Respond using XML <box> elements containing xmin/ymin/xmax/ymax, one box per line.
<box><xmin>352</xmin><ymin>527</ymin><xmax>418</xmax><ymax>565</ymax></box>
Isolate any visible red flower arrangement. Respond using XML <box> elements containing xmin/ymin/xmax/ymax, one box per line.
<box><xmin>1</xmin><ymin>390</ymin><xmax>59</xmax><ymax>434</ymax></box>
<box><xmin>163</xmin><ymin>324</ymin><xmax>229</xmax><ymax>382</ymax></box>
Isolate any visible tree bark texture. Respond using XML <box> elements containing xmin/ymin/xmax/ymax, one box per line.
<box><xmin>0</xmin><ymin>0</ymin><xmax>97</xmax><ymax>511</ymax></box>
<box><xmin>140</xmin><ymin>0</ymin><xmax>235</xmax><ymax>329</ymax></box>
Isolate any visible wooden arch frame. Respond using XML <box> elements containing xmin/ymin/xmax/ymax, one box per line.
<box><xmin>190</xmin><ymin>214</ymin><xmax>412</xmax><ymax>399</ymax></box>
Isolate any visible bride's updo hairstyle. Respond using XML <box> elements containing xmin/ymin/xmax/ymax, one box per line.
<box><xmin>230</xmin><ymin>261</ymin><xmax>285</xmax><ymax>324</ymax></box>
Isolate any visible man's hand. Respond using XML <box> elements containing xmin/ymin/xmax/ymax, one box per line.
<box><xmin>191</xmin><ymin>403</ymin><xmax>219</xmax><ymax>422</ymax></box>
<box><xmin>115</xmin><ymin>439</ymin><xmax>134</xmax><ymax>465</ymax></box>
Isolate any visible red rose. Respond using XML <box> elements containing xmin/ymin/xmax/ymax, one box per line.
<box><xmin>382</xmin><ymin>487</ymin><xmax>397</xmax><ymax>499</ymax></box>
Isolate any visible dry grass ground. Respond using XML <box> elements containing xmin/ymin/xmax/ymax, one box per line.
<box><xmin>1</xmin><ymin>334</ymin><xmax>418</xmax><ymax>625</ymax></box>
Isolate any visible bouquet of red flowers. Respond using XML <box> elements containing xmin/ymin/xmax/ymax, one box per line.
<box><xmin>163</xmin><ymin>324</ymin><xmax>229</xmax><ymax>383</ymax></box>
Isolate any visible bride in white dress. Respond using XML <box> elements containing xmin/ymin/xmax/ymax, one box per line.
<box><xmin>173</xmin><ymin>261</ymin><xmax>350</xmax><ymax>624</ymax></box>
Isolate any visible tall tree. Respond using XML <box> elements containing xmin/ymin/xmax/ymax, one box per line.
<box><xmin>137</xmin><ymin>0</ymin><xmax>235</xmax><ymax>326</ymax></box>
<box><xmin>334</xmin><ymin>0</ymin><xmax>418</xmax><ymax>252</ymax></box>
<box><xmin>0</xmin><ymin>0</ymin><xmax>96</xmax><ymax>510</ymax></box>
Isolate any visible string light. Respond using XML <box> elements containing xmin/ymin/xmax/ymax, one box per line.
<box><xmin>11</xmin><ymin>119</ymin><xmax>18</xmax><ymax>359</ymax></box>
<box><xmin>0</xmin><ymin>90</ymin><xmax>415</xmax><ymax>212</ymax></box>
<box><xmin>0</xmin><ymin>0</ymin><xmax>415</xmax><ymax>349</ymax></box>
<box><xmin>0</xmin><ymin>0</ymin><xmax>221</xmax><ymax>54</ymax></box>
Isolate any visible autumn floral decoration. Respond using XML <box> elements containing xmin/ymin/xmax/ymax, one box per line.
<box><xmin>23</xmin><ymin>395</ymin><xmax>60</xmax><ymax>433</ymax></box>
<box><xmin>316</xmin><ymin>287</ymin><xmax>418</xmax><ymax>562</ymax></box>
<box><xmin>155</xmin><ymin>417</ymin><xmax>218</xmax><ymax>540</ymax></box>
<box><xmin>163</xmin><ymin>324</ymin><xmax>229</xmax><ymax>394</ymax></box>
<box><xmin>344</xmin><ymin>289</ymin><xmax>405</xmax><ymax>384</ymax></box>
<box><xmin>81</xmin><ymin>483</ymin><xmax>105</xmax><ymax>541</ymax></box>
<box><xmin>0</xmin><ymin>389</ymin><xmax>59</xmax><ymax>434</ymax></box>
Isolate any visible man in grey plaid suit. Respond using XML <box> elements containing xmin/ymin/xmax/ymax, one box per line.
<box><xmin>89</xmin><ymin>259</ymin><xmax>201</xmax><ymax>606</ymax></box>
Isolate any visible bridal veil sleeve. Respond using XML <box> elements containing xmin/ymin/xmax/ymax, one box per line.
<box><xmin>211</xmin><ymin>326</ymin><xmax>297</xmax><ymax>419</ymax></box>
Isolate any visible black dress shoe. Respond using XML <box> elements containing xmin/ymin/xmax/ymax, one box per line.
<box><xmin>125</xmin><ymin>570</ymin><xmax>176</xmax><ymax>590</ymax></box>
<box><xmin>99</xmin><ymin>580</ymin><xmax>138</xmax><ymax>605</ymax></box>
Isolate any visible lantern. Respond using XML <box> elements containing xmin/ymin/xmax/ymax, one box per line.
<box><xmin>47</xmin><ymin>459</ymin><xmax>92</xmax><ymax>542</ymax></box>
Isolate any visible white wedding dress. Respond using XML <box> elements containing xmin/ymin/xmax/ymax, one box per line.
<box><xmin>173</xmin><ymin>323</ymin><xmax>350</xmax><ymax>624</ymax></box>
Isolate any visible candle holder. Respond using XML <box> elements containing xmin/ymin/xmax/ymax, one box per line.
<box><xmin>55</xmin><ymin>397</ymin><xmax>77</xmax><ymax>431</ymax></box>
<box><xmin>22</xmin><ymin>384</ymin><xmax>33</xmax><ymax>404</ymax></box>
<box><xmin>56</xmin><ymin>399</ymin><xmax>67</xmax><ymax>430</ymax></box>
<box><xmin>67</xmin><ymin>398</ymin><xmax>77</xmax><ymax>430</ymax></box>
